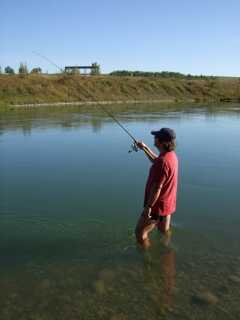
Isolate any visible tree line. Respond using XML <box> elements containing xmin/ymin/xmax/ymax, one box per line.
<box><xmin>0</xmin><ymin>63</ymin><xmax>42</xmax><ymax>75</ymax></box>
<box><xmin>0</xmin><ymin>62</ymin><xmax>101</xmax><ymax>76</ymax></box>
<box><xmin>110</xmin><ymin>70</ymin><xmax>214</xmax><ymax>79</ymax></box>
<box><xmin>0</xmin><ymin>64</ymin><xmax>214</xmax><ymax>79</ymax></box>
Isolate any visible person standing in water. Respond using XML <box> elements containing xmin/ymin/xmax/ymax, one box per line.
<box><xmin>135</xmin><ymin>128</ymin><xmax>178</xmax><ymax>248</ymax></box>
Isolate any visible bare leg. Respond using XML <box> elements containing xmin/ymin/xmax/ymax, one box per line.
<box><xmin>135</xmin><ymin>213</ymin><xmax>157</xmax><ymax>248</ymax></box>
<box><xmin>158</xmin><ymin>215</ymin><xmax>171</xmax><ymax>234</ymax></box>
<box><xmin>162</xmin><ymin>227</ymin><xmax>172</xmax><ymax>247</ymax></box>
<box><xmin>165</xmin><ymin>215</ymin><xmax>171</xmax><ymax>231</ymax></box>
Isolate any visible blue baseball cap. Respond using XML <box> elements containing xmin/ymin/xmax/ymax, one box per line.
<box><xmin>151</xmin><ymin>128</ymin><xmax>176</xmax><ymax>141</ymax></box>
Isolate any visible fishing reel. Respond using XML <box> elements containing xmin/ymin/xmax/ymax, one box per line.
<box><xmin>128</xmin><ymin>142</ymin><xmax>139</xmax><ymax>153</ymax></box>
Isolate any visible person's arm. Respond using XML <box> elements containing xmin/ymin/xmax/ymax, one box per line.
<box><xmin>143</xmin><ymin>183</ymin><xmax>162</xmax><ymax>218</ymax></box>
<box><xmin>146</xmin><ymin>183</ymin><xmax>162</xmax><ymax>208</ymax></box>
<box><xmin>143</xmin><ymin>159</ymin><xmax>168</xmax><ymax>219</ymax></box>
<box><xmin>137</xmin><ymin>141</ymin><xmax>158</xmax><ymax>163</ymax></box>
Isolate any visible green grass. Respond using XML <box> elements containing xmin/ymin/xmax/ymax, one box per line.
<box><xmin>0</xmin><ymin>74</ymin><xmax>240</xmax><ymax>110</ymax></box>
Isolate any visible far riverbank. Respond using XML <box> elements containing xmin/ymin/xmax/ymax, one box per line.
<box><xmin>0</xmin><ymin>74</ymin><xmax>240</xmax><ymax>111</ymax></box>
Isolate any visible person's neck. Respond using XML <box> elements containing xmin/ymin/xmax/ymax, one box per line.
<box><xmin>159</xmin><ymin>148</ymin><xmax>166</xmax><ymax>155</ymax></box>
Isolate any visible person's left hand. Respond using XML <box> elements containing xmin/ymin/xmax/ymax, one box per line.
<box><xmin>143</xmin><ymin>206</ymin><xmax>152</xmax><ymax>219</ymax></box>
<box><xmin>136</xmin><ymin>141</ymin><xmax>147</xmax><ymax>150</ymax></box>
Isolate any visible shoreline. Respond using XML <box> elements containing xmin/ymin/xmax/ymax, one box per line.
<box><xmin>11</xmin><ymin>98</ymin><xmax>183</xmax><ymax>108</ymax></box>
<box><xmin>9</xmin><ymin>97</ymin><xmax>239</xmax><ymax>110</ymax></box>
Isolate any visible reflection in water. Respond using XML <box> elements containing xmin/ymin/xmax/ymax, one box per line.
<box><xmin>1</xmin><ymin>103</ymin><xmax>240</xmax><ymax>135</ymax></box>
<box><xmin>143</xmin><ymin>232</ymin><xmax>176</xmax><ymax>314</ymax></box>
<box><xmin>161</xmin><ymin>247</ymin><xmax>176</xmax><ymax>308</ymax></box>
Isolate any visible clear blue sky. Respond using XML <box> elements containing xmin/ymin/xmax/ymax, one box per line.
<box><xmin>1</xmin><ymin>0</ymin><xmax>240</xmax><ymax>75</ymax></box>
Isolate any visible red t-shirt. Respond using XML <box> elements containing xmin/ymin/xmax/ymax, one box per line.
<box><xmin>144</xmin><ymin>151</ymin><xmax>178</xmax><ymax>216</ymax></box>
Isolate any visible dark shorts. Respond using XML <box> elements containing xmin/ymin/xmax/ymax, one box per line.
<box><xmin>150</xmin><ymin>212</ymin><xmax>164</xmax><ymax>222</ymax></box>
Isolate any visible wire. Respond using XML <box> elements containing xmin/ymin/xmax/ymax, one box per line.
<box><xmin>32</xmin><ymin>51</ymin><xmax>64</xmax><ymax>72</ymax></box>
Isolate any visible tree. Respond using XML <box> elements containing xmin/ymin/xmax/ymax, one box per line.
<box><xmin>31</xmin><ymin>67</ymin><xmax>42</xmax><ymax>74</ymax></box>
<box><xmin>19</xmin><ymin>62</ymin><xmax>28</xmax><ymax>74</ymax></box>
<box><xmin>0</xmin><ymin>66</ymin><xmax>2</xmax><ymax>74</ymax></box>
<box><xmin>91</xmin><ymin>62</ymin><xmax>101</xmax><ymax>75</ymax></box>
<box><xmin>5</xmin><ymin>66</ymin><xmax>15</xmax><ymax>74</ymax></box>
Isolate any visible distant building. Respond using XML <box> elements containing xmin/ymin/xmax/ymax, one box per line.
<box><xmin>64</xmin><ymin>63</ymin><xmax>100</xmax><ymax>75</ymax></box>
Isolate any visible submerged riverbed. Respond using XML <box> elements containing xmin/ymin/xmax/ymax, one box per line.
<box><xmin>0</xmin><ymin>104</ymin><xmax>240</xmax><ymax>320</ymax></box>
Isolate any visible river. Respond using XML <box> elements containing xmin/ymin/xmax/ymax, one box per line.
<box><xmin>0</xmin><ymin>103</ymin><xmax>240</xmax><ymax>319</ymax></box>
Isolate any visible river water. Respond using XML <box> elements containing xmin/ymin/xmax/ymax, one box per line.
<box><xmin>0</xmin><ymin>104</ymin><xmax>240</xmax><ymax>320</ymax></box>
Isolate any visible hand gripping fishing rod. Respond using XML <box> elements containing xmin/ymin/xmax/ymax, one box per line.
<box><xmin>98</xmin><ymin>105</ymin><xmax>139</xmax><ymax>153</ymax></box>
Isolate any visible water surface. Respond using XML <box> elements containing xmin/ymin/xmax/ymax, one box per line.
<box><xmin>0</xmin><ymin>104</ymin><xmax>240</xmax><ymax>319</ymax></box>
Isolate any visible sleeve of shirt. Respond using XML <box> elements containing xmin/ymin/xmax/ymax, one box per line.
<box><xmin>152</xmin><ymin>158</ymin><xmax>168</xmax><ymax>188</ymax></box>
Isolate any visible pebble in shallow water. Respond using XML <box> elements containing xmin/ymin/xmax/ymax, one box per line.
<box><xmin>110</xmin><ymin>313</ymin><xmax>127</xmax><ymax>320</ymax></box>
<box><xmin>229</xmin><ymin>275</ymin><xmax>240</xmax><ymax>284</ymax></box>
<box><xmin>39</xmin><ymin>279</ymin><xmax>51</xmax><ymax>290</ymax></box>
<box><xmin>94</xmin><ymin>279</ymin><xmax>106</xmax><ymax>295</ymax></box>
<box><xmin>192</xmin><ymin>290</ymin><xmax>219</xmax><ymax>305</ymax></box>
<box><xmin>98</xmin><ymin>269</ymin><xmax>115</xmax><ymax>282</ymax></box>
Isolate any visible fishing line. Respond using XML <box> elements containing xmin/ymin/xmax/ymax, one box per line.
<box><xmin>31</xmin><ymin>53</ymin><xmax>138</xmax><ymax>152</ymax></box>
<box><xmin>32</xmin><ymin>51</ymin><xmax>64</xmax><ymax>72</ymax></box>
<box><xmin>97</xmin><ymin>105</ymin><xmax>139</xmax><ymax>153</ymax></box>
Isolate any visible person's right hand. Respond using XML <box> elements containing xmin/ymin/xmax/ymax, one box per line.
<box><xmin>136</xmin><ymin>141</ymin><xmax>148</xmax><ymax>150</ymax></box>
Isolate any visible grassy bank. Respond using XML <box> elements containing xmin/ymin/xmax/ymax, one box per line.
<box><xmin>0</xmin><ymin>74</ymin><xmax>240</xmax><ymax>110</ymax></box>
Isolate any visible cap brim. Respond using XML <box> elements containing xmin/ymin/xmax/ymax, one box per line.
<box><xmin>151</xmin><ymin>131</ymin><xmax>159</xmax><ymax>136</ymax></box>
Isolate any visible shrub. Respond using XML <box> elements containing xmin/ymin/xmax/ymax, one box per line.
<box><xmin>19</xmin><ymin>62</ymin><xmax>28</xmax><ymax>74</ymax></box>
<box><xmin>5</xmin><ymin>66</ymin><xmax>15</xmax><ymax>74</ymax></box>
<box><xmin>31</xmin><ymin>67</ymin><xmax>42</xmax><ymax>74</ymax></box>
<box><xmin>91</xmin><ymin>62</ymin><xmax>101</xmax><ymax>75</ymax></box>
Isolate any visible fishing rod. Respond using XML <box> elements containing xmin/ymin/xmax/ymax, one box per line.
<box><xmin>32</xmin><ymin>52</ymin><xmax>139</xmax><ymax>152</ymax></box>
<box><xmin>98</xmin><ymin>105</ymin><xmax>139</xmax><ymax>153</ymax></box>
<box><xmin>32</xmin><ymin>51</ymin><xmax>64</xmax><ymax>73</ymax></box>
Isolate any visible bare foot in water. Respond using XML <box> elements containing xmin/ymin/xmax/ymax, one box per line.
<box><xmin>142</xmin><ymin>238</ymin><xmax>151</xmax><ymax>249</ymax></box>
